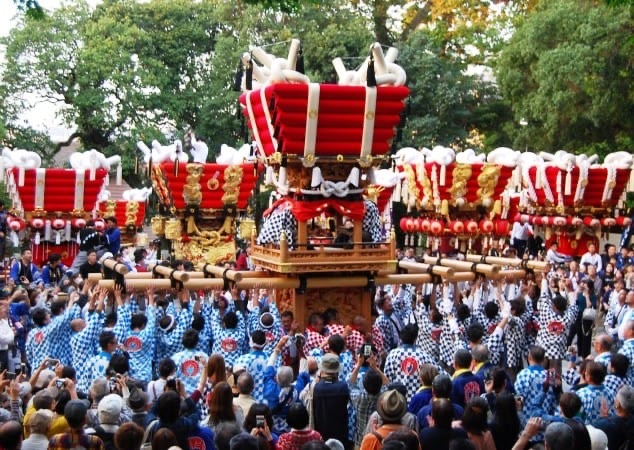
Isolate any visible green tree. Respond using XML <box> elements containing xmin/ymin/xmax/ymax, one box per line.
<box><xmin>496</xmin><ymin>0</ymin><xmax>634</xmax><ymax>155</ymax></box>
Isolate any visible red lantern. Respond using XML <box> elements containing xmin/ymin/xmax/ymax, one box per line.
<box><xmin>430</xmin><ymin>220</ymin><xmax>444</xmax><ymax>236</ymax></box>
<box><xmin>568</xmin><ymin>217</ymin><xmax>583</xmax><ymax>227</ymax></box>
<box><xmin>31</xmin><ymin>218</ymin><xmax>45</xmax><ymax>229</ymax></box>
<box><xmin>553</xmin><ymin>216</ymin><xmax>567</xmax><ymax>227</ymax></box>
<box><xmin>52</xmin><ymin>218</ymin><xmax>66</xmax><ymax>230</ymax></box>
<box><xmin>449</xmin><ymin>220</ymin><xmax>464</xmax><ymax>234</ymax></box>
<box><xmin>466</xmin><ymin>220</ymin><xmax>479</xmax><ymax>234</ymax></box>
<box><xmin>399</xmin><ymin>218</ymin><xmax>408</xmax><ymax>232</ymax></box>
<box><xmin>531</xmin><ymin>216</ymin><xmax>542</xmax><ymax>226</ymax></box>
<box><xmin>405</xmin><ymin>217</ymin><xmax>416</xmax><ymax>233</ymax></box>
<box><xmin>602</xmin><ymin>218</ymin><xmax>616</xmax><ymax>227</ymax></box>
<box><xmin>512</xmin><ymin>213</ymin><xmax>521</xmax><ymax>223</ymax></box>
<box><xmin>583</xmin><ymin>217</ymin><xmax>600</xmax><ymax>228</ymax></box>
<box><xmin>94</xmin><ymin>219</ymin><xmax>106</xmax><ymax>232</ymax></box>
<box><xmin>73</xmin><ymin>218</ymin><xmax>87</xmax><ymax>229</ymax></box>
<box><xmin>412</xmin><ymin>218</ymin><xmax>421</xmax><ymax>233</ymax></box>
<box><xmin>541</xmin><ymin>216</ymin><xmax>551</xmax><ymax>227</ymax></box>
<box><xmin>494</xmin><ymin>220</ymin><xmax>510</xmax><ymax>236</ymax></box>
<box><xmin>616</xmin><ymin>216</ymin><xmax>632</xmax><ymax>227</ymax></box>
<box><xmin>8</xmin><ymin>219</ymin><xmax>23</xmax><ymax>232</ymax></box>
<box><xmin>420</xmin><ymin>218</ymin><xmax>431</xmax><ymax>233</ymax></box>
<box><xmin>479</xmin><ymin>219</ymin><xmax>494</xmax><ymax>234</ymax></box>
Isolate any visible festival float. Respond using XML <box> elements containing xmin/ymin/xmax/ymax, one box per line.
<box><xmin>90</xmin><ymin>40</ymin><xmax>550</xmax><ymax>325</ymax></box>
<box><xmin>392</xmin><ymin>146</ymin><xmax>634</xmax><ymax>258</ymax></box>
<box><xmin>141</xmin><ymin>131</ymin><xmax>261</xmax><ymax>264</ymax></box>
<box><xmin>1</xmin><ymin>148</ymin><xmax>129</xmax><ymax>266</ymax></box>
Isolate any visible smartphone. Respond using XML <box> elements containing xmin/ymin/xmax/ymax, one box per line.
<box><xmin>108</xmin><ymin>378</ymin><xmax>117</xmax><ymax>392</ymax></box>
<box><xmin>20</xmin><ymin>363</ymin><xmax>26</xmax><ymax>375</ymax></box>
<box><xmin>363</xmin><ymin>344</ymin><xmax>372</xmax><ymax>358</ymax></box>
<box><xmin>547</xmin><ymin>369</ymin><xmax>557</xmax><ymax>386</ymax></box>
<box><xmin>6</xmin><ymin>372</ymin><xmax>16</xmax><ymax>381</ymax></box>
<box><xmin>256</xmin><ymin>415</ymin><xmax>265</xmax><ymax>429</ymax></box>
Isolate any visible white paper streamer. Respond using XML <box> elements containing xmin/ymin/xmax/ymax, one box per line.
<box><xmin>303</xmin><ymin>83</ymin><xmax>320</xmax><ymax>161</ymax></box>
<box><xmin>360</xmin><ymin>86</ymin><xmax>377</xmax><ymax>158</ymax></box>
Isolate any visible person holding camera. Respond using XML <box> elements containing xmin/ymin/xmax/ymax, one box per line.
<box><xmin>9</xmin><ymin>249</ymin><xmax>39</xmax><ymax>287</ymax></box>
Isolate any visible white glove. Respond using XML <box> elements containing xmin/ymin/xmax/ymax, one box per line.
<box><xmin>448</xmin><ymin>317</ymin><xmax>460</xmax><ymax>334</ymax></box>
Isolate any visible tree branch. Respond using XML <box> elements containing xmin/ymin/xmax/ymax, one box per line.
<box><xmin>53</xmin><ymin>130</ymin><xmax>81</xmax><ymax>153</ymax></box>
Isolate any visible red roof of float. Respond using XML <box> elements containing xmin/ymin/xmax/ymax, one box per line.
<box><xmin>241</xmin><ymin>84</ymin><xmax>409</xmax><ymax>158</ymax></box>
<box><xmin>153</xmin><ymin>162</ymin><xmax>260</xmax><ymax>211</ymax></box>
<box><xmin>8</xmin><ymin>168</ymin><xmax>108</xmax><ymax>213</ymax></box>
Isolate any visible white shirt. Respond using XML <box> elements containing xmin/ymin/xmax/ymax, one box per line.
<box><xmin>0</xmin><ymin>318</ymin><xmax>14</xmax><ymax>351</ymax></box>
<box><xmin>580</xmin><ymin>252</ymin><xmax>603</xmax><ymax>272</ymax></box>
<box><xmin>618</xmin><ymin>308</ymin><xmax>633</xmax><ymax>340</ymax></box>
<box><xmin>511</xmin><ymin>222</ymin><xmax>533</xmax><ymax>242</ymax></box>
<box><xmin>547</xmin><ymin>249</ymin><xmax>567</xmax><ymax>264</ymax></box>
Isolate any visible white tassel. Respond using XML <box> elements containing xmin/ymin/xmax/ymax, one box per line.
<box><xmin>265</xmin><ymin>166</ymin><xmax>274</xmax><ymax>185</ymax></box>
<box><xmin>565</xmin><ymin>169</ymin><xmax>572</xmax><ymax>196</ymax></box>
<box><xmin>556</xmin><ymin>171</ymin><xmax>562</xmax><ymax>195</ymax></box>
<box><xmin>44</xmin><ymin>220</ymin><xmax>51</xmax><ymax>241</ymax></box>
<box><xmin>11</xmin><ymin>231</ymin><xmax>18</xmax><ymax>247</ymax></box>
<box><xmin>310</xmin><ymin>167</ymin><xmax>322</xmax><ymax>188</ymax></box>
<box><xmin>279</xmin><ymin>166</ymin><xmax>288</xmax><ymax>188</ymax></box>
<box><xmin>535</xmin><ymin>164</ymin><xmax>542</xmax><ymax>189</ymax></box>
<box><xmin>116</xmin><ymin>163</ymin><xmax>122</xmax><ymax>185</ymax></box>
<box><xmin>105</xmin><ymin>173</ymin><xmax>109</xmax><ymax>186</ymax></box>
<box><xmin>77</xmin><ymin>232</ymin><xmax>81</xmax><ymax>244</ymax></box>
<box><xmin>455</xmin><ymin>238</ymin><xmax>459</xmax><ymax>249</ymax></box>
<box><xmin>34</xmin><ymin>232</ymin><xmax>41</xmax><ymax>245</ymax></box>
<box><xmin>346</xmin><ymin>167</ymin><xmax>360</xmax><ymax>187</ymax></box>
<box><xmin>55</xmin><ymin>231</ymin><xmax>61</xmax><ymax>245</ymax></box>
<box><xmin>393</xmin><ymin>180</ymin><xmax>401</xmax><ymax>202</ymax></box>
<box><xmin>64</xmin><ymin>220</ymin><xmax>72</xmax><ymax>241</ymax></box>
<box><xmin>440</xmin><ymin>164</ymin><xmax>446</xmax><ymax>186</ymax></box>
<box><xmin>18</xmin><ymin>167</ymin><xmax>25</xmax><ymax>187</ymax></box>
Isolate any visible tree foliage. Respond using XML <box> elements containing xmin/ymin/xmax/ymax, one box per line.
<box><xmin>496</xmin><ymin>0</ymin><xmax>634</xmax><ymax>155</ymax></box>
<box><xmin>2</xmin><ymin>0</ymin><xmax>522</xmax><ymax>183</ymax></box>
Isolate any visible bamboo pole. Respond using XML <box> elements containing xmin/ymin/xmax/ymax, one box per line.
<box><xmin>147</xmin><ymin>264</ymin><xmax>190</xmax><ymax>282</ymax></box>
<box><xmin>199</xmin><ymin>264</ymin><xmax>244</xmax><ymax>282</ymax></box>
<box><xmin>398</xmin><ymin>260</ymin><xmax>455</xmax><ymax>277</ymax></box>
<box><xmin>420</xmin><ymin>255</ymin><xmax>499</xmax><ymax>276</ymax></box>
<box><xmin>89</xmin><ymin>270</ymin><xmax>276</xmax><ymax>282</ymax></box>
<box><xmin>494</xmin><ymin>269</ymin><xmax>527</xmax><ymax>280</ymax></box>
<box><xmin>464</xmin><ymin>254</ymin><xmax>549</xmax><ymax>272</ymax></box>
<box><xmin>102</xmin><ymin>258</ymin><xmax>129</xmax><ymax>275</ymax></box>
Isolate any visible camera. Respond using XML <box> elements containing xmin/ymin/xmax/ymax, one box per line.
<box><xmin>362</xmin><ymin>344</ymin><xmax>372</xmax><ymax>358</ymax></box>
<box><xmin>256</xmin><ymin>415</ymin><xmax>265</xmax><ymax>429</ymax></box>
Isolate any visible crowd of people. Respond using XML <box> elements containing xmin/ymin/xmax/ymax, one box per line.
<box><xmin>0</xmin><ymin>235</ymin><xmax>634</xmax><ymax>450</ymax></box>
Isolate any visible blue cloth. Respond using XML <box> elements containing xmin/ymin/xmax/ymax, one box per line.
<box><xmin>9</xmin><ymin>260</ymin><xmax>40</xmax><ymax>285</ymax></box>
<box><xmin>187</xmin><ymin>426</ymin><xmax>215</xmax><ymax>450</ymax></box>
<box><xmin>451</xmin><ymin>370</ymin><xmax>485</xmax><ymax>408</ymax></box>
<box><xmin>417</xmin><ymin>399</ymin><xmax>464</xmax><ymax>429</ymax></box>
<box><xmin>105</xmin><ymin>227</ymin><xmax>121</xmax><ymax>255</ymax></box>
<box><xmin>515</xmin><ymin>365</ymin><xmax>557</xmax><ymax>430</ymax></box>
<box><xmin>70</xmin><ymin>311</ymin><xmax>103</xmax><ymax>386</ymax></box>
<box><xmin>408</xmin><ymin>387</ymin><xmax>433</xmax><ymax>415</ymax></box>
<box><xmin>234</xmin><ymin>350</ymin><xmax>268</xmax><ymax>402</ymax></box>
<box><xmin>576</xmin><ymin>384</ymin><xmax>615</xmax><ymax>425</ymax></box>
<box><xmin>121</xmin><ymin>305</ymin><xmax>156</xmax><ymax>383</ymax></box>
<box><xmin>171</xmin><ymin>348</ymin><xmax>208</xmax><ymax>395</ymax></box>
<box><xmin>25</xmin><ymin>306</ymin><xmax>74</xmax><ymax>370</ymax></box>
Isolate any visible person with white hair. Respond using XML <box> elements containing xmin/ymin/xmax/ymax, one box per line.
<box><xmin>594</xmin><ymin>385</ymin><xmax>634</xmax><ymax>450</ymax></box>
<box><xmin>263</xmin><ymin>335</ymin><xmax>310</xmax><ymax>434</ymax></box>
<box><xmin>21</xmin><ymin>409</ymin><xmax>53</xmax><ymax>450</ymax></box>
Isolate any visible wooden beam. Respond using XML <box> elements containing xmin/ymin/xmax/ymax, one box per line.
<box><xmin>464</xmin><ymin>254</ymin><xmax>549</xmax><ymax>272</ymax></box>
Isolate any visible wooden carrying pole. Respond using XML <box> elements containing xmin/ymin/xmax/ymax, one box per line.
<box><xmin>200</xmin><ymin>264</ymin><xmax>245</xmax><ymax>282</ymax></box>
<box><xmin>464</xmin><ymin>254</ymin><xmax>549</xmax><ymax>272</ymax></box>
<box><xmin>101</xmin><ymin>258</ymin><xmax>129</xmax><ymax>275</ymax></box>
<box><xmin>147</xmin><ymin>264</ymin><xmax>190</xmax><ymax>282</ymax></box>
<box><xmin>398</xmin><ymin>261</ymin><xmax>455</xmax><ymax>277</ymax></box>
<box><xmin>495</xmin><ymin>269</ymin><xmax>527</xmax><ymax>280</ymax></box>
<box><xmin>89</xmin><ymin>270</ymin><xmax>274</xmax><ymax>281</ymax></box>
<box><xmin>97</xmin><ymin>271</ymin><xmax>477</xmax><ymax>292</ymax></box>
<box><xmin>420</xmin><ymin>255</ymin><xmax>499</xmax><ymax>276</ymax></box>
